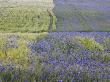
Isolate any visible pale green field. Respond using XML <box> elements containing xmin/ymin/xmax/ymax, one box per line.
<box><xmin>0</xmin><ymin>0</ymin><xmax>56</xmax><ymax>32</ymax></box>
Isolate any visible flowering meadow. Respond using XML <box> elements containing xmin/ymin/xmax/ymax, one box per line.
<box><xmin>0</xmin><ymin>32</ymin><xmax>110</xmax><ymax>82</ymax></box>
<box><xmin>0</xmin><ymin>0</ymin><xmax>110</xmax><ymax>82</ymax></box>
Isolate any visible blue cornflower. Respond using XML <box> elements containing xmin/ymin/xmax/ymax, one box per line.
<box><xmin>50</xmin><ymin>60</ymin><xmax>57</xmax><ymax>65</ymax></box>
<box><xmin>107</xmin><ymin>75</ymin><xmax>110</xmax><ymax>79</ymax></box>
<box><xmin>58</xmin><ymin>80</ymin><xmax>62</xmax><ymax>82</ymax></box>
<box><xmin>74</xmin><ymin>73</ymin><xmax>79</xmax><ymax>78</ymax></box>
<box><xmin>1</xmin><ymin>66</ymin><xmax>5</xmax><ymax>72</ymax></box>
<box><xmin>11</xmin><ymin>65</ymin><xmax>15</xmax><ymax>70</ymax></box>
<box><xmin>7</xmin><ymin>64</ymin><xmax>10</xmax><ymax>67</ymax></box>
<box><xmin>24</xmin><ymin>80</ymin><xmax>28</xmax><ymax>82</ymax></box>
<box><xmin>72</xmin><ymin>79</ymin><xmax>76</xmax><ymax>82</ymax></box>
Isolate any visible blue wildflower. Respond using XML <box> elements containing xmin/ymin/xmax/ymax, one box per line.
<box><xmin>107</xmin><ymin>75</ymin><xmax>110</xmax><ymax>79</ymax></box>
<box><xmin>7</xmin><ymin>64</ymin><xmax>10</xmax><ymax>67</ymax></box>
<box><xmin>58</xmin><ymin>80</ymin><xmax>62</xmax><ymax>82</ymax></box>
<box><xmin>11</xmin><ymin>65</ymin><xmax>15</xmax><ymax>70</ymax></box>
<box><xmin>72</xmin><ymin>79</ymin><xmax>76</xmax><ymax>82</ymax></box>
<box><xmin>1</xmin><ymin>66</ymin><xmax>5</xmax><ymax>72</ymax></box>
<box><xmin>24</xmin><ymin>80</ymin><xmax>28</xmax><ymax>82</ymax></box>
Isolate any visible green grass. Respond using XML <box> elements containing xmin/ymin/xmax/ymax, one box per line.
<box><xmin>75</xmin><ymin>36</ymin><xmax>104</xmax><ymax>50</ymax></box>
<box><xmin>0</xmin><ymin>4</ymin><xmax>56</xmax><ymax>32</ymax></box>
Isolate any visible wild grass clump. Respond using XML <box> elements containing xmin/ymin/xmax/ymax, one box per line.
<box><xmin>75</xmin><ymin>36</ymin><xmax>104</xmax><ymax>51</ymax></box>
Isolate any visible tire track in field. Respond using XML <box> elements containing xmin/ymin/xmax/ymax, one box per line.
<box><xmin>72</xmin><ymin>4</ymin><xmax>93</xmax><ymax>31</ymax></box>
<box><xmin>47</xmin><ymin>9</ymin><xmax>53</xmax><ymax>32</ymax></box>
<box><xmin>53</xmin><ymin>0</ymin><xmax>94</xmax><ymax>31</ymax></box>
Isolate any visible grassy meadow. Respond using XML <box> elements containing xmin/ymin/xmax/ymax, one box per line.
<box><xmin>0</xmin><ymin>0</ymin><xmax>110</xmax><ymax>32</ymax></box>
<box><xmin>0</xmin><ymin>0</ymin><xmax>56</xmax><ymax>32</ymax></box>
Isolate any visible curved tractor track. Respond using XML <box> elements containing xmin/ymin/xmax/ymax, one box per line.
<box><xmin>53</xmin><ymin>0</ymin><xmax>110</xmax><ymax>32</ymax></box>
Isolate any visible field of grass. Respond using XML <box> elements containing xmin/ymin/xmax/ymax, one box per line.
<box><xmin>0</xmin><ymin>32</ymin><xmax>110</xmax><ymax>82</ymax></box>
<box><xmin>0</xmin><ymin>0</ymin><xmax>110</xmax><ymax>32</ymax></box>
<box><xmin>0</xmin><ymin>0</ymin><xmax>56</xmax><ymax>32</ymax></box>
